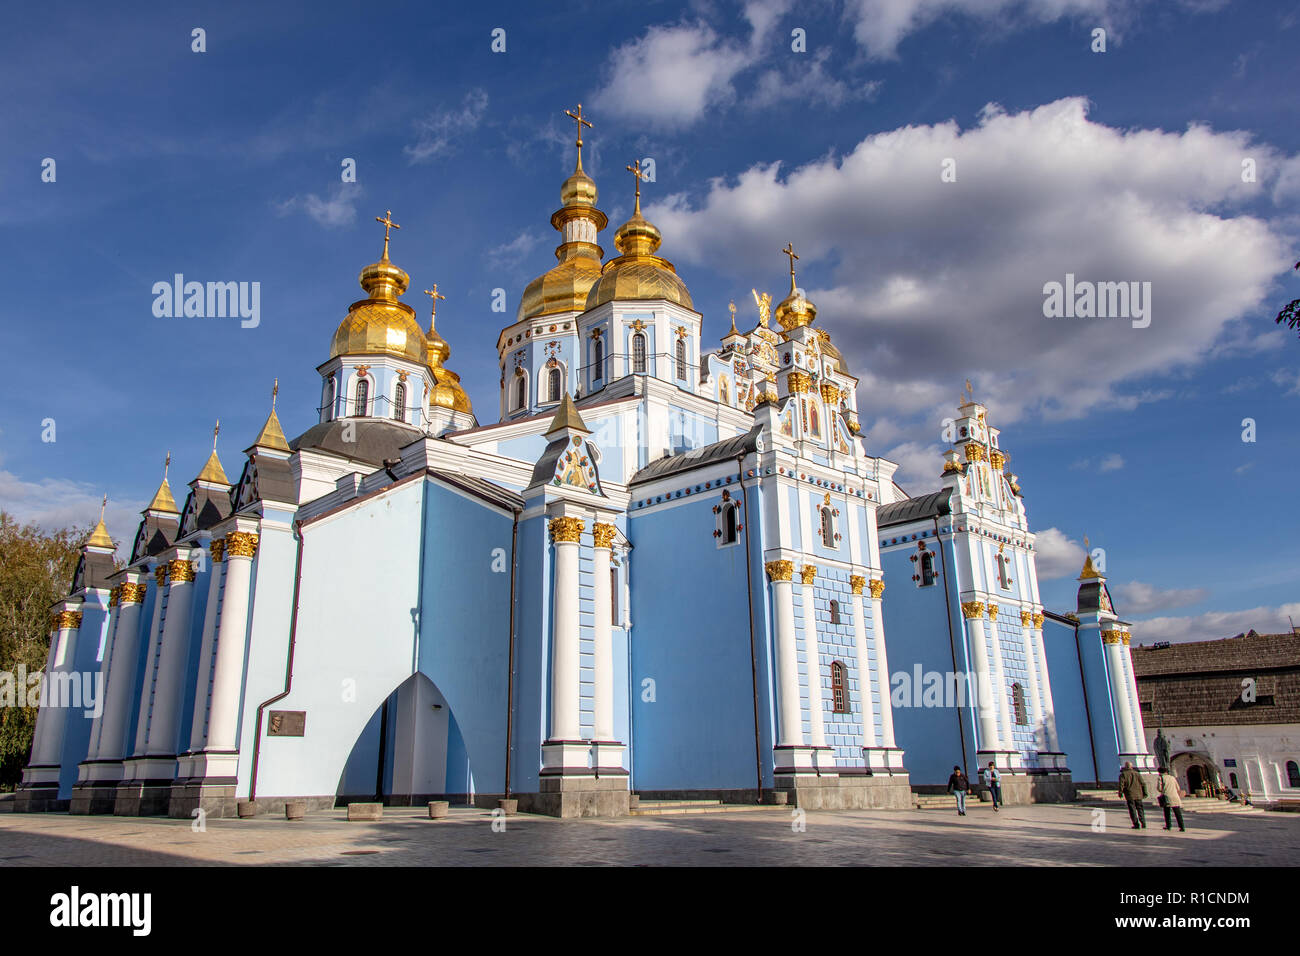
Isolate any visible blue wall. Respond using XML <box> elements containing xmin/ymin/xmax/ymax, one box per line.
<box><xmin>1041</xmin><ymin>618</ymin><xmax>1099</xmax><ymax>783</ymax></box>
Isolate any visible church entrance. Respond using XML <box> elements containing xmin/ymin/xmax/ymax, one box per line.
<box><xmin>1186</xmin><ymin>765</ymin><xmax>1205</xmax><ymax>793</ymax></box>
<box><xmin>336</xmin><ymin>673</ymin><xmax>473</xmax><ymax>806</ymax></box>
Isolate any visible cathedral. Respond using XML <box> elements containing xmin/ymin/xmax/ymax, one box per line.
<box><xmin>14</xmin><ymin>110</ymin><xmax>1156</xmax><ymax>818</ymax></box>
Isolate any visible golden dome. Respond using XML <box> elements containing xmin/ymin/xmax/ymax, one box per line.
<box><xmin>430</xmin><ymin>367</ymin><xmax>472</xmax><ymax>414</ymax></box>
<box><xmin>774</xmin><ymin>286</ymin><xmax>817</xmax><ymax>331</ymax></box>
<box><xmin>560</xmin><ymin>166</ymin><xmax>598</xmax><ymax>208</ymax></box>
<box><xmin>585</xmin><ymin>208</ymin><xmax>693</xmax><ymax>311</ymax></box>
<box><xmin>329</xmin><ymin>249</ymin><xmax>427</xmax><ymax>363</ymax></box>
<box><xmin>518</xmin><ymin>254</ymin><xmax>604</xmax><ymax>321</ymax></box>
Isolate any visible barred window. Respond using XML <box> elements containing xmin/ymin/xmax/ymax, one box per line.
<box><xmin>547</xmin><ymin>366</ymin><xmax>562</xmax><ymax>403</ymax></box>
<box><xmin>831</xmin><ymin>661</ymin><xmax>849</xmax><ymax>714</ymax></box>
<box><xmin>632</xmin><ymin>333</ymin><xmax>647</xmax><ymax>373</ymax></box>
<box><xmin>392</xmin><ymin>382</ymin><xmax>406</xmax><ymax>421</ymax></box>
<box><xmin>920</xmin><ymin>551</ymin><xmax>937</xmax><ymax>587</ymax></box>
<box><xmin>594</xmin><ymin>337</ymin><xmax>605</xmax><ymax>381</ymax></box>
<box><xmin>515</xmin><ymin>374</ymin><xmax>527</xmax><ymax>411</ymax></box>
<box><xmin>675</xmin><ymin>337</ymin><xmax>687</xmax><ymax>379</ymax></box>
<box><xmin>820</xmin><ymin>507</ymin><xmax>835</xmax><ymax>548</ymax></box>
<box><xmin>829</xmin><ymin>599</ymin><xmax>841</xmax><ymax>625</ymax></box>
<box><xmin>1011</xmin><ymin>682</ymin><xmax>1028</xmax><ymax>725</ymax></box>
<box><xmin>352</xmin><ymin>378</ymin><xmax>369</xmax><ymax>417</ymax></box>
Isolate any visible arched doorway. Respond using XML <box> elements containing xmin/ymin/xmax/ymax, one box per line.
<box><xmin>336</xmin><ymin>673</ymin><xmax>473</xmax><ymax>806</ymax></box>
<box><xmin>1186</xmin><ymin>765</ymin><xmax>1205</xmax><ymax>793</ymax></box>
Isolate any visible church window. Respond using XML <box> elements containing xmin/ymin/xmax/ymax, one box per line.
<box><xmin>996</xmin><ymin>550</ymin><xmax>1011</xmax><ymax>588</ymax></box>
<box><xmin>514</xmin><ymin>373</ymin><xmax>527</xmax><ymax>411</ymax></box>
<box><xmin>547</xmin><ymin>366</ymin><xmax>562</xmax><ymax>403</ymax></box>
<box><xmin>1011</xmin><ymin>683</ymin><xmax>1028</xmax><ymax>725</ymax></box>
<box><xmin>723</xmin><ymin>503</ymin><xmax>738</xmax><ymax>543</ymax></box>
<box><xmin>830</xmin><ymin>662</ymin><xmax>849</xmax><ymax>714</ymax></box>
<box><xmin>323</xmin><ymin>376</ymin><xmax>336</xmax><ymax>421</ymax></box>
<box><xmin>594</xmin><ymin>337</ymin><xmax>604</xmax><ymax>381</ymax></box>
<box><xmin>920</xmin><ymin>551</ymin><xmax>936</xmax><ymax>587</ymax></box>
<box><xmin>675</xmin><ymin>337</ymin><xmax>687</xmax><ymax>380</ymax></box>
<box><xmin>632</xmin><ymin>333</ymin><xmax>647</xmax><ymax>373</ymax></box>
<box><xmin>829</xmin><ymin>599</ymin><xmax>841</xmax><ymax>625</ymax></box>
<box><xmin>1289</xmin><ymin>761</ymin><xmax>1300</xmax><ymax>788</ymax></box>
<box><xmin>1229</xmin><ymin>772</ymin><xmax>1239</xmax><ymax>789</ymax></box>
<box><xmin>392</xmin><ymin>382</ymin><xmax>406</xmax><ymax>421</ymax></box>
<box><xmin>352</xmin><ymin>378</ymin><xmax>369</xmax><ymax>417</ymax></box>
<box><xmin>820</xmin><ymin>507</ymin><xmax>835</xmax><ymax>549</ymax></box>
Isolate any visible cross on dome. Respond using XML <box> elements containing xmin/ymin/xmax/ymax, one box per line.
<box><xmin>375</xmin><ymin>210</ymin><xmax>401</xmax><ymax>260</ymax></box>
<box><xmin>782</xmin><ymin>241</ymin><xmax>799</xmax><ymax>291</ymax></box>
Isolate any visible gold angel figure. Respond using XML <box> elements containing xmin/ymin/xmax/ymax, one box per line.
<box><xmin>751</xmin><ymin>289</ymin><xmax>771</xmax><ymax>326</ymax></box>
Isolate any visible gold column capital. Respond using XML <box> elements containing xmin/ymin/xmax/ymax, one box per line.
<box><xmin>120</xmin><ymin>582</ymin><xmax>147</xmax><ymax>605</ymax></box>
<box><xmin>964</xmin><ymin>442</ymin><xmax>985</xmax><ymax>462</ymax></box>
<box><xmin>168</xmin><ymin>558</ymin><xmax>196</xmax><ymax>583</ymax></box>
<box><xmin>109</xmin><ymin>585</ymin><xmax>123</xmax><ymax>608</ymax></box>
<box><xmin>1020</xmin><ymin>609</ymin><xmax>1033</xmax><ymax>627</ymax></box>
<box><xmin>549</xmin><ymin>516</ymin><xmax>585</xmax><ymax>544</ymax></box>
<box><xmin>51</xmin><ymin>610</ymin><xmax>83</xmax><ymax>631</ymax></box>
<box><xmin>787</xmin><ymin>371</ymin><xmax>812</xmax><ymax>393</ymax></box>
<box><xmin>1032</xmin><ymin>611</ymin><xmax>1045</xmax><ymax>629</ymax></box>
<box><xmin>1101</xmin><ymin>628</ymin><xmax>1122</xmax><ymax>644</ymax></box>
<box><xmin>849</xmin><ymin>574</ymin><xmax>866</xmax><ymax>595</ymax></box>
<box><xmin>1121</xmin><ymin>631</ymin><xmax>1132</xmax><ymax>646</ymax></box>
<box><xmin>820</xmin><ymin>382</ymin><xmax>840</xmax><ymax>404</ymax></box>
<box><xmin>225</xmin><ymin>531</ymin><xmax>260</xmax><ymax>559</ymax></box>
<box><xmin>765</xmin><ymin>560</ymin><xmax>794</xmax><ymax>582</ymax></box>
<box><xmin>961</xmin><ymin>600</ymin><xmax>985</xmax><ymax>620</ymax></box>
<box><xmin>592</xmin><ymin>522</ymin><xmax>617</xmax><ymax>549</ymax></box>
<box><xmin>210</xmin><ymin>538</ymin><xmax>227</xmax><ymax>563</ymax></box>
<box><xmin>987</xmin><ymin>604</ymin><xmax>998</xmax><ymax>621</ymax></box>
<box><xmin>868</xmin><ymin>578</ymin><xmax>885</xmax><ymax>600</ymax></box>
<box><xmin>799</xmin><ymin>564</ymin><xmax>817</xmax><ymax>585</ymax></box>
<box><xmin>155</xmin><ymin>564</ymin><xmax>170</xmax><ymax>587</ymax></box>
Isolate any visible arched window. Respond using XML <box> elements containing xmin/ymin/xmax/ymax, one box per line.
<box><xmin>820</xmin><ymin>507</ymin><xmax>835</xmax><ymax>548</ymax></box>
<box><xmin>723</xmin><ymin>503</ymin><xmax>738</xmax><ymax>544</ymax></box>
<box><xmin>515</xmin><ymin>373</ymin><xmax>527</xmax><ymax>411</ymax></box>
<box><xmin>594</xmin><ymin>337</ymin><xmax>605</xmax><ymax>381</ymax></box>
<box><xmin>830</xmin><ymin>662</ymin><xmax>849</xmax><ymax>714</ymax></box>
<box><xmin>632</xmin><ymin>333</ymin><xmax>647</xmax><ymax>373</ymax></box>
<box><xmin>392</xmin><ymin>382</ymin><xmax>406</xmax><ymax>421</ymax></box>
<box><xmin>996</xmin><ymin>550</ymin><xmax>1011</xmax><ymax>588</ymax></box>
<box><xmin>1288</xmin><ymin>761</ymin><xmax>1300</xmax><ymax>788</ymax></box>
<box><xmin>920</xmin><ymin>551</ymin><xmax>937</xmax><ymax>587</ymax></box>
<box><xmin>1011</xmin><ymin>683</ymin><xmax>1028</xmax><ymax>725</ymax></box>
<box><xmin>1229</xmin><ymin>772</ymin><xmax>1239</xmax><ymax>789</ymax></box>
<box><xmin>547</xmin><ymin>366</ymin><xmax>562</xmax><ymax>403</ymax></box>
<box><xmin>352</xmin><ymin>377</ymin><xmax>369</xmax><ymax>417</ymax></box>
<box><xmin>675</xmin><ymin>337</ymin><xmax>687</xmax><ymax>380</ymax></box>
<box><xmin>829</xmin><ymin>599</ymin><xmax>841</xmax><ymax>625</ymax></box>
<box><xmin>323</xmin><ymin>376</ymin><xmax>336</xmax><ymax>421</ymax></box>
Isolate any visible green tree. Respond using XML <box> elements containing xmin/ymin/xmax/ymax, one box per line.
<box><xmin>1276</xmin><ymin>262</ymin><xmax>1300</xmax><ymax>339</ymax></box>
<box><xmin>0</xmin><ymin>513</ymin><xmax>86</xmax><ymax>789</ymax></box>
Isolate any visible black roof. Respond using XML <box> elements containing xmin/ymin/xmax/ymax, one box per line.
<box><xmin>876</xmin><ymin>488</ymin><xmax>952</xmax><ymax>528</ymax></box>
<box><xmin>291</xmin><ymin>419</ymin><xmax>425</xmax><ymax>467</ymax></box>
<box><xmin>629</xmin><ymin>426</ymin><xmax>763</xmax><ymax>486</ymax></box>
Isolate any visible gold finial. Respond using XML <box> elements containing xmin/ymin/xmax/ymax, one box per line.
<box><xmin>728</xmin><ymin>300</ymin><xmax>738</xmax><ymax>333</ymax></box>
<box><xmin>423</xmin><ymin>284</ymin><xmax>446</xmax><ymax>329</ymax></box>
<box><xmin>564</xmin><ymin>103</ymin><xmax>593</xmax><ymax>169</ymax></box>
<box><xmin>964</xmin><ymin>378</ymin><xmax>974</xmax><ymax>403</ymax></box>
<box><xmin>375</xmin><ymin>209</ymin><xmax>401</xmax><ymax>261</ymax></box>
<box><xmin>99</xmin><ymin>493</ymin><xmax>107</xmax><ymax>522</ymax></box>
<box><xmin>272</xmin><ymin>378</ymin><xmax>278</xmax><ymax>410</ymax></box>
<box><xmin>626</xmin><ymin>159</ymin><xmax>648</xmax><ymax>214</ymax></box>
<box><xmin>212</xmin><ymin>419</ymin><xmax>220</xmax><ymax>451</ymax></box>
<box><xmin>87</xmin><ymin>494</ymin><xmax>114</xmax><ymax>549</ymax></box>
<box><xmin>781</xmin><ymin>241</ymin><xmax>799</xmax><ymax>293</ymax></box>
<box><xmin>163</xmin><ymin>451</ymin><xmax>170</xmax><ymax>480</ymax></box>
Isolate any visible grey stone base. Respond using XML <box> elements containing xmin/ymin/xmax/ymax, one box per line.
<box><xmin>634</xmin><ymin>788</ymin><xmax>765</xmax><ymax>804</ymax></box>
<box><xmin>112</xmin><ymin>781</ymin><xmax>173</xmax><ymax>816</ymax></box>
<box><xmin>12</xmin><ymin>785</ymin><xmax>67</xmax><ymax>813</ymax></box>
<box><xmin>517</xmin><ymin>775</ymin><xmax>630</xmax><ymax>818</ymax></box>
<box><xmin>231</xmin><ymin>795</ymin><xmax>337</xmax><ymax>818</ymax></box>
<box><xmin>773</xmin><ymin>772</ymin><xmax>914</xmax><ymax>810</ymax></box>
<box><xmin>990</xmin><ymin>772</ymin><xmax>1076</xmax><ymax>805</ymax></box>
<box><xmin>167</xmin><ymin>781</ymin><xmax>241</xmax><ymax>820</ymax></box>
<box><xmin>69</xmin><ymin>783</ymin><xmax>120</xmax><ymax>815</ymax></box>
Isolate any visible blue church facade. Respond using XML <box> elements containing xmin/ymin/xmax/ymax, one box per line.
<box><xmin>15</xmin><ymin>117</ymin><xmax>1156</xmax><ymax>818</ymax></box>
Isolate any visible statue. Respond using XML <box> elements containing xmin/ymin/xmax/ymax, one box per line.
<box><xmin>751</xmin><ymin>289</ymin><xmax>771</xmax><ymax>327</ymax></box>
<box><xmin>1154</xmin><ymin>728</ymin><xmax>1170</xmax><ymax>769</ymax></box>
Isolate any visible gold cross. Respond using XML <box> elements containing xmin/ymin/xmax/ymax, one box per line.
<box><xmin>163</xmin><ymin>451</ymin><xmax>171</xmax><ymax>479</ymax></box>
<box><xmin>99</xmin><ymin>494</ymin><xmax>107</xmax><ymax>522</ymax></box>
<box><xmin>375</xmin><ymin>210</ymin><xmax>401</xmax><ymax>259</ymax></box>
<box><xmin>781</xmin><ymin>242</ymin><xmax>799</xmax><ymax>290</ymax></box>
<box><xmin>564</xmin><ymin>103</ymin><xmax>592</xmax><ymax>149</ymax></box>
<box><xmin>626</xmin><ymin>159</ymin><xmax>648</xmax><ymax>213</ymax></box>
<box><xmin>272</xmin><ymin>378</ymin><xmax>279</xmax><ymax>410</ymax></box>
<box><xmin>212</xmin><ymin>419</ymin><xmax>220</xmax><ymax>451</ymax></box>
<box><xmin>423</xmin><ymin>284</ymin><xmax>446</xmax><ymax>325</ymax></box>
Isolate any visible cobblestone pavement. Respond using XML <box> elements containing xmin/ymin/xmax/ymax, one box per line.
<box><xmin>1</xmin><ymin>802</ymin><xmax>1298</xmax><ymax>866</ymax></box>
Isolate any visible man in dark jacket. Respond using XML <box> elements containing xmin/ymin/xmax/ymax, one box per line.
<box><xmin>947</xmin><ymin>766</ymin><xmax>969</xmax><ymax>816</ymax></box>
<box><xmin>1118</xmin><ymin>761</ymin><xmax>1147</xmax><ymax>829</ymax></box>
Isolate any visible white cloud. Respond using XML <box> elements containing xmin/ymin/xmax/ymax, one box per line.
<box><xmin>1098</xmin><ymin>453</ymin><xmax>1125</xmax><ymax>472</ymax></box>
<box><xmin>1113</xmin><ymin>580</ymin><xmax>1208</xmax><ymax>615</ymax></box>
<box><xmin>751</xmin><ymin>48</ymin><xmax>882</xmax><ymax>110</ymax></box>
<box><xmin>591</xmin><ymin>22</ymin><xmax>749</xmax><ymax>129</ymax></box>
<box><xmin>275</xmin><ymin>183</ymin><xmax>362</xmax><ymax>228</ymax></box>
<box><xmin>649</xmin><ymin>97</ymin><xmax>1294</xmax><ymax>428</ymax></box>
<box><xmin>880</xmin><ymin>439</ymin><xmax>942</xmax><ymax>489</ymax></box>
<box><xmin>0</xmin><ymin>469</ymin><xmax>143</xmax><ymax>555</ymax></box>
<box><xmin>842</xmin><ymin>0</ymin><xmax>1225</xmax><ymax>61</ymax></box>
<box><xmin>1132</xmin><ymin>603</ymin><xmax>1300</xmax><ymax>644</ymax></box>
<box><xmin>405</xmin><ymin>89</ymin><xmax>489</xmax><ymax>164</ymax></box>
<box><xmin>1033</xmin><ymin>526</ymin><xmax>1085</xmax><ymax>580</ymax></box>
<box><xmin>487</xmin><ymin>230</ymin><xmax>545</xmax><ymax>271</ymax></box>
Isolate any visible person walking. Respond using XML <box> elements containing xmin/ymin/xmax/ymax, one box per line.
<box><xmin>947</xmin><ymin>765</ymin><xmax>969</xmax><ymax>816</ymax></box>
<box><xmin>1157</xmin><ymin>766</ymin><xmax>1186</xmax><ymax>832</ymax></box>
<box><xmin>1118</xmin><ymin>761</ymin><xmax>1147</xmax><ymax>829</ymax></box>
<box><xmin>981</xmin><ymin>761</ymin><xmax>1003</xmax><ymax>811</ymax></box>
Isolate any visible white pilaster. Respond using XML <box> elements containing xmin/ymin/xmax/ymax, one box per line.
<box><xmin>849</xmin><ymin>579</ymin><xmax>877</xmax><ymax>750</ymax></box>
<box><xmin>798</xmin><ymin>566</ymin><xmax>830</xmax><ymax>753</ymax></box>
<box><xmin>591</xmin><ymin>524</ymin><xmax>616</xmax><ymax>744</ymax></box>
<box><xmin>962</xmin><ymin>601</ymin><xmax>1001</xmax><ymax>751</ymax></box>
<box><xmin>1030</xmin><ymin>613</ymin><xmax>1062</xmax><ymax>752</ymax></box>
<box><xmin>144</xmin><ymin>556</ymin><xmax>198</xmax><ymax>757</ymax></box>
<box><xmin>205</xmin><ymin>532</ymin><xmax>258</xmax><ymax>754</ymax></box>
<box><xmin>866</xmin><ymin>578</ymin><xmax>897</xmax><ymax>750</ymax></box>
<box><xmin>185</xmin><ymin>540</ymin><xmax>226</xmax><ymax>756</ymax></box>
<box><xmin>93</xmin><ymin>583</ymin><xmax>145</xmax><ymax>763</ymax></box>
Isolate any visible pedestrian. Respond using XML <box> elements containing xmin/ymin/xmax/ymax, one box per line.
<box><xmin>1117</xmin><ymin>761</ymin><xmax>1147</xmax><ymax>829</ymax></box>
<box><xmin>1156</xmin><ymin>765</ymin><xmax>1186</xmax><ymax>832</ymax></box>
<box><xmin>947</xmin><ymin>765</ymin><xmax>969</xmax><ymax>816</ymax></box>
<box><xmin>981</xmin><ymin>761</ymin><xmax>1002</xmax><ymax>811</ymax></box>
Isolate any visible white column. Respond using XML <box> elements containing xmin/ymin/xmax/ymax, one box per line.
<box><xmin>767</xmin><ymin>561</ymin><xmax>803</xmax><ymax>748</ymax></box>
<box><xmin>848</xmin><ymin>576</ymin><xmax>877</xmax><ymax>749</ymax></box>
<box><xmin>548</xmin><ymin>517</ymin><xmax>583</xmax><ymax>742</ymax></box>
<box><xmin>145</xmin><ymin>557</ymin><xmax>197</xmax><ymax>756</ymax></box>
<box><xmin>986</xmin><ymin>604</ymin><xmax>1016</xmax><ymax>749</ymax></box>
<box><xmin>94</xmin><ymin>583</ymin><xmax>146</xmax><ymax>761</ymax></box>
<box><xmin>85</xmin><ymin>596</ymin><xmax>122</xmax><ymax>762</ymax></box>
<box><xmin>1030</xmin><ymin>612</ymin><xmax>1061</xmax><ymax>751</ymax></box>
<box><xmin>1103</xmin><ymin>628</ymin><xmax>1138</xmax><ymax>754</ymax></box>
<box><xmin>866</xmin><ymin>578</ymin><xmax>897</xmax><ymax>749</ymax></box>
<box><xmin>187</xmin><ymin>539</ymin><xmax>227</xmax><ymax>753</ymax></box>
<box><xmin>591</xmin><ymin>523</ymin><xmax>616</xmax><ymax>743</ymax></box>
<box><xmin>30</xmin><ymin>614</ymin><xmax>78</xmax><ymax>766</ymax></box>
<box><xmin>205</xmin><ymin>532</ymin><xmax>258</xmax><ymax>752</ymax></box>
<box><xmin>962</xmin><ymin>601</ymin><xmax>1001</xmax><ymax>751</ymax></box>
<box><xmin>799</xmin><ymin>566</ymin><xmax>829</xmax><ymax>751</ymax></box>
<box><xmin>1018</xmin><ymin>609</ymin><xmax>1045</xmax><ymax>750</ymax></box>
<box><xmin>1118</xmin><ymin>631</ymin><xmax>1146</xmax><ymax>754</ymax></box>
<box><xmin>130</xmin><ymin>565</ymin><xmax>169</xmax><ymax>759</ymax></box>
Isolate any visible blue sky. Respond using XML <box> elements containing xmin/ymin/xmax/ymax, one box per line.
<box><xmin>1</xmin><ymin>0</ymin><xmax>1297</xmax><ymax>641</ymax></box>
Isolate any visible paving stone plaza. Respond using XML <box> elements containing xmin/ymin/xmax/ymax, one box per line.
<box><xmin>2</xmin><ymin>799</ymin><xmax>1297</xmax><ymax>867</ymax></box>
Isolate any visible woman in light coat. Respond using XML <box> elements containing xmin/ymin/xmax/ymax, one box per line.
<box><xmin>1157</xmin><ymin>766</ymin><xmax>1186</xmax><ymax>832</ymax></box>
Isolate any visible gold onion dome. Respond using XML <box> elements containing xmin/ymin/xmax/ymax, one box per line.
<box><xmin>330</xmin><ymin>212</ymin><xmax>428</xmax><ymax>364</ymax></box>
<box><xmin>773</xmin><ymin>241</ymin><xmax>816</xmax><ymax>331</ymax></box>
<box><xmin>87</xmin><ymin>496</ymin><xmax>114</xmax><ymax>549</ymax></box>
<box><xmin>585</xmin><ymin>162</ymin><xmax>693</xmax><ymax>311</ymax></box>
